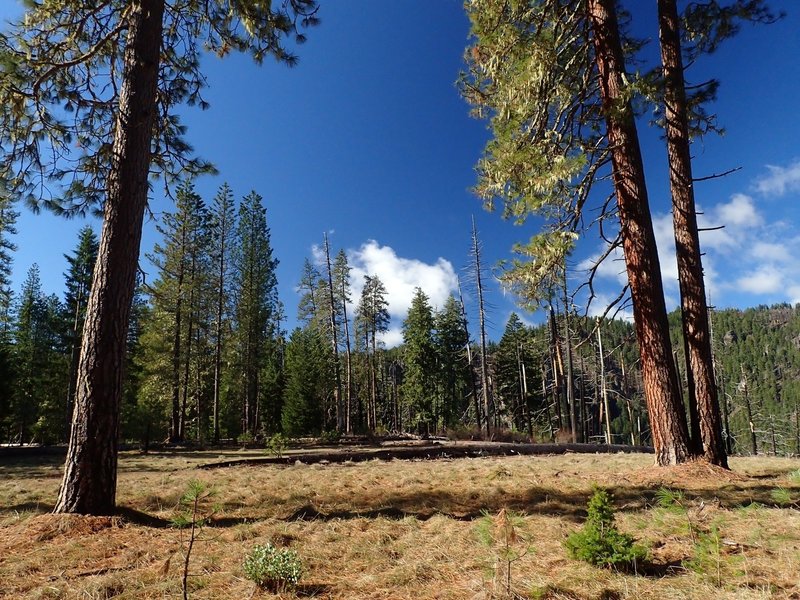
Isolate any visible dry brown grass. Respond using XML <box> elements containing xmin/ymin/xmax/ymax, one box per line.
<box><xmin>1</xmin><ymin>449</ymin><xmax>799</xmax><ymax>599</ymax></box>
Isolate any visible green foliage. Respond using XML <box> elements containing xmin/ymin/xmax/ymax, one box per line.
<box><xmin>320</xmin><ymin>429</ymin><xmax>341</xmax><ymax>444</ymax></box>
<box><xmin>243</xmin><ymin>543</ymin><xmax>303</xmax><ymax>592</ymax></box>
<box><xmin>565</xmin><ymin>487</ymin><xmax>647</xmax><ymax>570</ymax></box>
<box><xmin>266</xmin><ymin>433</ymin><xmax>289</xmax><ymax>458</ymax></box>
<box><xmin>171</xmin><ymin>479</ymin><xmax>215</xmax><ymax>530</ymax></box>
<box><xmin>402</xmin><ymin>288</ymin><xmax>437</xmax><ymax>433</ymax></box>
<box><xmin>281</xmin><ymin>327</ymin><xmax>327</xmax><ymax>436</ymax></box>
<box><xmin>685</xmin><ymin>521</ymin><xmax>739</xmax><ymax>587</ymax></box>
<box><xmin>0</xmin><ymin>1</ymin><xmax>319</xmax><ymax>215</ymax></box>
<box><xmin>770</xmin><ymin>487</ymin><xmax>794</xmax><ymax>507</ymax></box>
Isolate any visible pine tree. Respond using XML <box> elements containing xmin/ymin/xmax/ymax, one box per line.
<box><xmin>282</xmin><ymin>327</ymin><xmax>327</xmax><ymax>436</ymax></box>
<box><xmin>63</xmin><ymin>226</ymin><xmax>99</xmax><ymax>441</ymax></box>
<box><xmin>462</xmin><ymin>0</ymin><xmax>692</xmax><ymax>464</ymax></box>
<box><xmin>145</xmin><ymin>181</ymin><xmax>209</xmax><ymax>443</ymax></box>
<box><xmin>233</xmin><ymin>191</ymin><xmax>281</xmax><ymax>438</ymax></box>
<box><xmin>355</xmin><ymin>275</ymin><xmax>389</xmax><ymax>431</ymax></box>
<box><xmin>495</xmin><ymin>313</ymin><xmax>534</xmax><ymax>435</ymax></box>
<box><xmin>208</xmin><ymin>183</ymin><xmax>236</xmax><ymax>443</ymax></box>
<box><xmin>0</xmin><ymin>0</ymin><xmax>318</xmax><ymax>514</ymax></box>
<box><xmin>11</xmin><ymin>266</ymin><xmax>66</xmax><ymax>444</ymax></box>
<box><xmin>0</xmin><ymin>197</ymin><xmax>19</xmax><ymax>342</ymax></box>
<box><xmin>402</xmin><ymin>288</ymin><xmax>437</xmax><ymax>434</ymax></box>
<box><xmin>433</xmin><ymin>295</ymin><xmax>472</xmax><ymax>430</ymax></box>
<box><xmin>333</xmin><ymin>250</ymin><xmax>355</xmax><ymax>432</ymax></box>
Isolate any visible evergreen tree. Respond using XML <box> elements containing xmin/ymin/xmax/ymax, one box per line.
<box><xmin>282</xmin><ymin>327</ymin><xmax>327</xmax><ymax>436</ymax></box>
<box><xmin>63</xmin><ymin>226</ymin><xmax>99</xmax><ymax>440</ymax></box>
<box><xmin>332</xmin><ymin>250</ymin><xmax>355</xmax><ymax>432</ymax></box>
<box><xmin>0</xmin><ymin>198</ymin><xmax>19</xmax><ymax>342</ymax></box>
<box><xmin>355</xmin><ymin>275</ymin><xmax>389</xmax><ymax>431</ymax></box>
<box><xmin>11</xmin><ymin>266</ymin><xmax>65</xmax><ymax>444</ymax></box>
<box><xmin>402</xmin><ymin>288</ymin><xmax>437</xmax><ymax>434</ymax></box>
<box><xmin>494</xmin><ymin>313</ymin><xmax>536</xmax><ymax>435</ymax></box>
<box><xmin>233</xmin><ymin>191</ymin><xmax>281</xmax><ymax>438</ymax></box>
<box><xmin>144</xmin><ymin>181</ymin><xmax>209</xmax><ymax>443</ymax></box>
<box><xmin>433</xmin><ymin>295</ymin><xmax>472</xmax><ymax>430</ymax></box>
<box><xmin>208</xmin><ymin>183</ymin><xmax>236</xmax><ymax>444</ymax></box>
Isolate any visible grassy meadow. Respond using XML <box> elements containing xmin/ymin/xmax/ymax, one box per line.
<box><xmin>1</xmin><ymin>448</ymin><xmax>799</xmax><ymax>599</ymax></box>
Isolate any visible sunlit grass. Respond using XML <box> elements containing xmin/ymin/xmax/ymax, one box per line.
<box><xmin>0</xmin><ymin>449</ymin><xmax>798</xmax><ymax>598</ymax></box>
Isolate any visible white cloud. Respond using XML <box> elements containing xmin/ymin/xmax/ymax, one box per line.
<box><xmin>577</xmin><ymin>243</ymin><xmax>627</xmax><ymax>286</ymax></box>
<box><xmin>652</xmin><ymin>212</ymin><xmax>679</xmax><ymax>289</ymax></box>
<box><xmin>715</xmin><ymin>194</ymin><xmax>763</xmax><ymax>229</ymax></box>
<box><xmin>754</xmin><ymin>159</ymin><xmax>800</xmax><ymax>197</ymax></box>
<box><xmin>751</xmin><ymin>242</ymin><xmax>792</xmax><ymax>264</ymax></box>
<box><xmin>789</xmin><ymin>286</ymin><xmax>800</xmax><ymax>307</ymax></box>
<box><xmin>348</xmin><ymin>240</ymin><xmax>458</xmax><ymax>318</ymax></box>
<box><xmin>735</xmin><ymin>266</ymin><xmax>783</xmax><ymax>295</ymax></box>
<box><xmin>335</xmin><ymin>240</ymin><xmax>460</xmax><ymax>347</ymax></box>
<box><xmin>378</xmin><ymin>327</ymin><xmax>404</xmax><ymax>348</ymax></box>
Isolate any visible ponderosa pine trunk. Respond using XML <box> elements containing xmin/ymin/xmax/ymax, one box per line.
<box><xmin>588</xmin><ymin>0</ymin><xmax>692</xmax><ymax>466</ymax></box>
<box><xmin>55</xmin><ymin>0</ymin><xmax>165</xmax><ymax>514</ymax></box>
<box><xmin>658</xmin><ymin>0</ymin><xmax>728</xmax><ymax>468</ymax></box>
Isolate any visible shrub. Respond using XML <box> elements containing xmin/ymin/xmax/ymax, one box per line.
<box><xmin>243</xmin><ymin>543</ymin><xmax>303</xmax><ymax>591</ymax></box>
<box><xmin>266</xmin><ymin>433</ymin><xmax>289</xmax><ymax>458</ymax></box>
<box><xmin>565</xmin><ymin>487</ymin><xmax>646</xmax><ymax>570</ymax></box>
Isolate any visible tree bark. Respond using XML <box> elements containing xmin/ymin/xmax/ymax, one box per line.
<box><xmin>658</xmin><ymin>0</ymin><xmax>728</xmax><ymax>468</ymax></box>
<box><xmin>55</xmin><ymin>0</ymin><xmax>165</xmax><ymax>514</ymax></box>
<box><xmin>588</xmin><ymin>0</ymin><xmax>691</xmax><ymax>466</ymax></box>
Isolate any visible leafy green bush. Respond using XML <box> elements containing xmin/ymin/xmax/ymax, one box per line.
<box><xmin>565</xmin><ymin>487</ymin><xmax>646</xmax><ymax>570</ymax></box>
<box><xmin>320</xmin><ymin>429</ymin><xmax>341</xmax><ymax>444</ymax></box>
<box><xmin>243</xmin><ymin>543</ymin><xmax>303</xmax><ymax>591</ymax></box>
<box><xmin>266</xmin><ymin>433</ymin><xmax>289</xmax><ymax>458</ymax></box>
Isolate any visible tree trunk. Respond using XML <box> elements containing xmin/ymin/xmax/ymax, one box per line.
<box><xmin>561</xmin><ymin>273</ymin><xmax>579</xmax><ymax>443</ymax></box>
<box><xmin>170</xmin><ymin>231</ymin><xmax>186</xmax><ymax>442</ymax></box>
<box><xmin>323</xmin><ymin>233</ymin><xmax>344</xmax><ymax>432</ymax></box>
<box><xmin>597</xmin><ymin>323</ymin><xmax>612</xmax><ymax>445</ymax></box>
<box><xmin>54</xmin><ymin>0</ymin><xmax>165</xmax><ymax>515</ymax></box>
<box><xmin>588</xmin><ymin>0</ymin><xmax>691</xmax><ymax>466</ymax></box>
<box><xmin>471</xmin><ymin>217</ymin><xmax>492</xmax><ymax>438</ymax></box>
<box><xmin>64</xmin><ymin>281</ymin><xmax>85</xmax><ymax>442</ymax></box>
<box><xmin>741</xmin><ymin>366</ymin><xmax>757</xmax><ymax>455</ymax></box>
<box><xmin>658</xmin><ymin>0</ymin><xmax>728</xmax><ymax>468</ymax></box>
<box><xmin>340</xmin><ymin>279</ymin><xmax>353</xmax><ymax>434</ymax></box>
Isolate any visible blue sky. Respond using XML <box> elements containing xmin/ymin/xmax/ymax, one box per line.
<box><xmin>3</xmin><ymin>1</ymin><xmax>799</xmax><ymax>345</ymax></box>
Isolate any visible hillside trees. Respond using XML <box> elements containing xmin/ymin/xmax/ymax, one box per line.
<box><xmin>0</xmin><ymin>0</ymin><xmax>318</xmax><ymax>514</ymax></box>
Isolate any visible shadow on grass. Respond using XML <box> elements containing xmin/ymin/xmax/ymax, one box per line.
<box><xmin>195</xmin><ymin>480</ymin><xmax>798</xmax><ymax>530</ymax></box>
